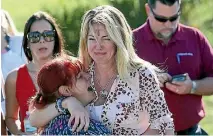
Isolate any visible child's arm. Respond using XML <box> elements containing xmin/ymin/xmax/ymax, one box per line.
<box><xmin>29</xmin><ymin>96</ymin><xmax>90</xmax><ymax>131</ymax></box>
<box><xmin>29</xmin><ymin>103</ymin><xmax>60</xmax><ymax>127</ymax></box>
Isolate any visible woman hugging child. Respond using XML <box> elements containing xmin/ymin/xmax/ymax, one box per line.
<box><xmin>30</xmin><ymin>56</ymin><xmax>111</xmax><ymax>135</ymax></box>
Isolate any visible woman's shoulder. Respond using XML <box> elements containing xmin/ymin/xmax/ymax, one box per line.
<box><xmin>123</xmin><ymin>63</ymin><xmax>157</xmax><ymax>83</ymax></box>
<box><xmin>134</xmin><ymin>64</ymin><xmax>160</xmax><ymax>88</ymax></box>
<box><xmin>6</xmin><ymin>68</ymin><xmax>19</xmax><ymax>82</ymax></box>
<box><xmin>5</xmin><ymin>64</ymin><xmax>27</xmax><ymax>84</ymax></box>
<box><xmin>5</xmin><ymin>69</ymin><xmax>19</xmax><ymax>94</ymax></box>
<box><xmin>137</xmin><ymin>64</ymin><xmax>157</xmax><ymax>78</ymax></box>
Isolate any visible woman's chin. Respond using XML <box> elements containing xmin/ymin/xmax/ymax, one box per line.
<box><xmin>37</xmin><ymin>55</ymin><xmax>52</xmax><ymax>61</ymax></box>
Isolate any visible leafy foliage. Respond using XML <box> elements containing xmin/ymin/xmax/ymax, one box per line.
<box><xmin>42</xmin><ymin>0</ymin><xmax>148</xmax><ymax>55</ymax></box>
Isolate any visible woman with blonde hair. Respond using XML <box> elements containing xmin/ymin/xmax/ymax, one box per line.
<box><xmin>29</xmin><ymin>5</ymin><xmax>174</xmax><ymax>135</ymax></box>
<box><xmin>1</xmin><ymin>9</ymin><xmax>26</xmax><ymax>81</ymax></box>
<box><xmin>1</xmin><ymin>9</ymin><xmax>18</xmax><ymax>36</ymax></box>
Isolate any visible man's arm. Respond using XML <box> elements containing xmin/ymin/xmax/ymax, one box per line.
<box><xmin>191</xmin><ymin>77</ymin><xmax>213</xmax><ymax>95</ymax></box>
<box><xmin>165</xmin><ymin>76</ymin><xmax>213</xmax><ymax>96</ymax></box>
<box><xmin>166</xmin><ymin>29</ymin><xmax>213</xmax><ymax>96</ymax></box>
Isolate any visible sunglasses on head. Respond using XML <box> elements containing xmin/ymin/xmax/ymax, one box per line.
<box><xmin>27</xmin><ymin>30</ymin><xmax>55</xmax><ymax>43</ymax></box>
<box><xmin>150</xmin><ymin>7</ymin><xmax>181</xmax><ymax>23</ymax></box>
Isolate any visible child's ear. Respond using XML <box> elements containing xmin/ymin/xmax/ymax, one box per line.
<box><xmin>59</xmin><ymin>86</ymin><xmax>72</xmax><ymax>96</ymax></box>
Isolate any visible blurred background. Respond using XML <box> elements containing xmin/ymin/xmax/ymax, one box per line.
<box><xmin>2</xmin><ymin>0</ymin><xmax>213</xmax><ymax>134</ymax></box>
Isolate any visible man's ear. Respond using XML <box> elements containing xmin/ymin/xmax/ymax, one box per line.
<box><xmin>145</xmin><ymin>3</ymin><xmax>151</xmax><ymax>17</ymax></box>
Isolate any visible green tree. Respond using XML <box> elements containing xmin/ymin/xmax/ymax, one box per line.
<box><xmin>181</xmin><ymin>0</ymin><xmax>213</xmax><ymax>44</ymax></box>
<box><xmin>43</xmin><ymin>0</ymin><xmax>109</xmax><ymax>55</ymax></box>
<box><xmin>109</xmin><ymin>0</ymin><xmax>147</xmax><ymax>29</ymax></box>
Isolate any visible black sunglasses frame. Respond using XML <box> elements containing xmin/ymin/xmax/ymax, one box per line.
<box><xmin>27</xmin><ymin>30</ymin><xmax>56</xmax><ymax>43</ymax></box>
<box><xmin>149</xmin><ymin>6</ymin><xmax>181</xmax><ymax>23</ymax></box>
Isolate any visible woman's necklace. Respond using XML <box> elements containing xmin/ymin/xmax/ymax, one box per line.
<box><xmin>95</xmin><ymin>74</ymin><xmax>116</xmax><ymax>99</ymax></box>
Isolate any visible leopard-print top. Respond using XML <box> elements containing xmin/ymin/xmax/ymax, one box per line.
<box><xmin>87</xmin><ymin>62</ymin><xmax>174</xmax><ymax>135</ymax></box>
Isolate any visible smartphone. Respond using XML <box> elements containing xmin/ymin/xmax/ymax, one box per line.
<box><xmin>171</xmin><ymin>74</ymin><xmax>187</xmax><ymax>82</ymax></box>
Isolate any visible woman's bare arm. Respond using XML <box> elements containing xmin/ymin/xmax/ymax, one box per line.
<box><xmin>29</xmin><ymin>96</ymin><xmax>91</xmax><ymax>128</ymax></box>
<box><xmin>29</xmin><ymin>103</ymin><xmax>60</xmax><ymax>127</ymax></box>
<box><xmin>5</xmin><ymin>71</ymin><xmax>23</xmax><ymax>134</ymax></box>
<box><xmin>1</xmin><ymin>111</ymin><xmax>7</xmax><ymax>135</ymax></box>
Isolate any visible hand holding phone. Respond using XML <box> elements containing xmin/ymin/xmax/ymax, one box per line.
<box><xmin>171</xmin><ymin>74</ymin><xmax>187</xmax><ymax>82</ymax></box>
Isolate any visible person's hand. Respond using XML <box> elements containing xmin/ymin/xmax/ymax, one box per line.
<box><xmin>157</xmin><ymin>73</ymin><xmax>172</xmax><ymax>87</ymax></box>
<box><xmin>59</xmin><ymin>86</ymin><xmax>72</xmax><ymax>96</ymax></box>
<box><xmin>165</xmin><ymin>73</ymin><xmax>193</xmax><ymax>95</ymax></box>
<box><xmin>63</xmin><ymin>97</ymin><xmax>90</xmax><ymax>132</ymax></box>
<box><xmin>73</xmin><ymin>72</ymin><xmax>91</xmax><ymax>96</ymax></box>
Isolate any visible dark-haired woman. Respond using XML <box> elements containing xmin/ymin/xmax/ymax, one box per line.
<box><xmin>5</xmin><ymin>11</ymin><xmax>65</xmax><ymax>135</ymax></box>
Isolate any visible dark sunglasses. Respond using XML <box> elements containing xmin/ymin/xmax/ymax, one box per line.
<box><xmin>150</xmin><ymin>7</ymin><xmax>181</xmax><ymax>23</ymax></box>
<box><xmin>27</xmin><ymin>30</ymin><xmax>55</xmax><ymax>43</ymax></box>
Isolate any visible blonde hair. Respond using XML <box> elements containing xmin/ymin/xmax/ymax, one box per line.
<box><xmin>1</xmin><ymin>9</ymin><xmax>18</xmax><ymax>36</ymax></box>
<box><xmin>78</xmin><ymin>5</ymin><xmax>155</xmax><ymax>79</ymax></box>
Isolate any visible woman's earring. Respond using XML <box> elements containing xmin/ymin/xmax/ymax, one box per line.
<box><xmin>26</xmin><ymin>46</ymin><xmax>31</xmax><ymax>55</ymax></box>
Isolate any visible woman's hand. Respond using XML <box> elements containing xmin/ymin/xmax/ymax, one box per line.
<box><xmin>29</xmin><ymin>103</ymin><xmax>60</xmax><ymax>127</ymax></box>
<box><xmin>63</xmin><ymin>97</ymin><xmax>90</xmax><ymax>132</ymax></box>
<box><xmin>59</xmin><ymin>86</ymin><xmax>72</xmax><ymax>96</ymax></box>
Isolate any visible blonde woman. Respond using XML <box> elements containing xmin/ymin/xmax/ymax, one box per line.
<box><xmin>29</xmin><ymin>5</ymin><xmax>174</xmax><ymax>135</ymax></box>
<box><xmin>1</xmin><ymin>9</ymin><xmax>26</xmax><ymax>59</ymax></box>
<box><xmin>1</xmin><ymin>9</ymin><xmax>26</xmax><ymax>81</ymax></box>
<box><xmin>1</xmin><ymin>9</ymin><xmax>18</xmax><ymax>36</ymax></box>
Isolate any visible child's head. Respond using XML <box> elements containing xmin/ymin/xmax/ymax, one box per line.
<box><xmin>31</xmin><ymin>57</ymin><xmax>83</xmax><ymax>109</ymax></box>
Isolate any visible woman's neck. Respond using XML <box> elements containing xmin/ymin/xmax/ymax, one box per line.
<box><xmin>30</xmin><ymin>58</ymin><xmax>52</xmax><ymax>72</ymax></box>
<box><xmin>95</xmin><ymin>62</ymin><xmax>117</xmax><ymax>80</ymax></box>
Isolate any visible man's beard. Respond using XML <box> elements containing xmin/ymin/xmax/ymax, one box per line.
<box><xmin>156</xmin><ymin>31</ymin><xmax>173</xmax><ymax>40</ymax></box>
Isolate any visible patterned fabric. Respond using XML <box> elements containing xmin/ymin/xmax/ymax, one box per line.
<box><xmin>87</xmin><ymin>62</ymin><xmax>174</xmax><ymax>135</ymax></box>
<box><xmin>42</xmin><ymin>113</ymin><xmax>111</xmax><ymax>135</ymax></box>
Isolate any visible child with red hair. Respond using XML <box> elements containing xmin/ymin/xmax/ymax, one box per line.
<box><xmin>30</xmin><ymin>57</ymin><xmax>111</xmax><ymax>135</ymax></box>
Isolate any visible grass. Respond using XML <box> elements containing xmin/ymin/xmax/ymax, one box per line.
<box><xmin>200</xmin><ymin>96</ymin><xmax>213</xmax><ymax>134</ymax></box>
<box><xmin>2</xmin><ymin>0</ymin><xmax>213</xmax><ymax>134</ymax></box>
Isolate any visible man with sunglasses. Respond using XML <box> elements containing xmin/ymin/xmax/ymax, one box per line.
<box><xmin>133</xmin><ymin>0</ymin><xmax>213</xmax><ymax>135</ymax></box>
